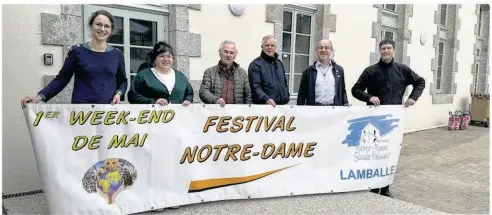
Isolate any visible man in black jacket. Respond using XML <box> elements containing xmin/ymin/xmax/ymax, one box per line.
<box><xmin>248</xmin><ymin>35</ymin><xmax>290</xmax><ymax>107</ymax></box>
<box><xmin>352</xmin><ymin>38</ymin><xmax>426</xmax><ymax>198</ymax></box>
<box><xmin>297</xmin><ymin>39</ymin><xmax>350</xmax><ymax>106</ymax></box>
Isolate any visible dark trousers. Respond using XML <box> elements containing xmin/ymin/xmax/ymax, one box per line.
<box><xmin>370</xmin><ymin>185</ymin><xmax>390</xmax><ymax>195</ymax></box>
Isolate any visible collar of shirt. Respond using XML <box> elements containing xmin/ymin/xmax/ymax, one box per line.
<box><xmin>315</xmin><ymin>60</ymin><xmax>332</xmax><ymax>69</ymax></box>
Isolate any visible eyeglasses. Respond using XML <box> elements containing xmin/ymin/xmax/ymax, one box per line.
<box><xmin>94</xmin><ymin>23</ymin><xmax>112</xmax><ymax>30</ymax></box>
<box><xmin>157</xmin><ymin>54</ymin><xmax>173</xmax><ymax>59</ymax></box>
<box><xmin>317</xmin><ymin>46</ymin><xmax>332</xmax><ymax>50</ymax></box>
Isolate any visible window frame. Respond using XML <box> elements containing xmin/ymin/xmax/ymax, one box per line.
<box><xmin>381</xmin><ymin>29</ymin><xmax>396</xmax><ymax>41</ymax></box>
<box><xmin>383</xmin><ymin>4</ymin><xmax>397</xmax><ymax>12</ymax></box>
<box><xmin>83</xmin><ymin>4</ymin><xmax>168</xmax><ymax>100</ymax></box>
<box><xmin>473</xmin><ymin>63</ymin><xmax>480</xmax><ymax>93</ymax></box>
<box><xmin>282</xmin><ymin>6</ymin><xmax>315</xmax><ymax>96</ymax></box>
<box><xmin>478</xmin><ymin>6</ymin><xmax>483</xmax><ymax>37</ymax></box>
<box><xmin>436</xmin><ymin>41</ymin><xmax>446</xmax><ymax>91</ymax></box>
<box><xmin>440</xmin><ymin>4</ymin><xmax>448</xmax><ymax>27</ymax></box>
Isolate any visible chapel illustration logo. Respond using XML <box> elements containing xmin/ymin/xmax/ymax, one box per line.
<box><xmin>342</xmin><ymin>115</ymin><xmax>400</xmax><ymax>162</ymax></box>
<box><xmin>82</xmin><ymin>158</ymin><xmax>137</xmax><ymax>204</ymax></box>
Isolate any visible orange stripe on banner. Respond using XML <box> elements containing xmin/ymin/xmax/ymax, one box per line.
<box><xmin>188</xmin><ymin>164</ymin><xmax>301</xmax><ymax>193</ymax></box>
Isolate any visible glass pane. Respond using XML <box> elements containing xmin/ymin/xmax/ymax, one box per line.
<box><xmin>285</xmin><ymin>74</ymin><xmax>290</xmax><ymax>88</ymax></box>
<box><xmin>477</xmin><ymin>49</ymin><xmax>480</xmax><ymax>57</ymax></box>
<box><xmin>130</xmin><ymin>19</ymin><xmax>157</xmax><ymax>46</ymax></box>
<box><xmin>436</xmin><ymin>79</ymin><xmax>441</xmax><ymax>89</ymax></box>
<box><xmin>437</xmin><ymin>67</ymin><xmax>442</xmax><ymax>77</ymax></box>
<box><xmin>296</xmin><ymin>14</ymin><xmax>311</xmax><ymax>34</ymax></box>
<box><xmin>440</xmin><ymin>7</ymin><xmax>446</xmax><ymax>26</ymax></box>
<box><xmin>283</xmin><ymin>11</ymin><xmax>292</xmax><ymax>32</ymax></box>
<box><xmin>294</xmin><ymin>74</ymin><xmax>302</xmax><ymax>93</ymax></box>
<box><xmin>108</xmin><ymin>16</ymin><xmax>123</xmax><ymax>45</ymax></box>
<box><xmin>282</xmin><ymin>33</ymin><xmax>292</xmax><ymax>53</ymax></box>
<box><xmin>476</xmin><ymin>64</ymin><xmax>480</xmax><ymax>73</ymax></box>
<box><xmin>441</xmin><ymin>4</ymin><xmax>447</xmax><ymax>10</ymax></box>
<box><xmin>385</xmin><ymin>4</ymin><xmax>396</xmax><ymax>11</ymax></box>
<box><xmin>479</xmin><ymin>8</ymin><xmax>483</xmax><ymax>26</ymax></box>
<box><xmin>130</xmin><ymin>75</ymin><xmax>136</xmax><ymax>85</ymax></box>
<box><xmin>385</xmin><ymin>31</ymin><xmax>394</xmax><ymax>40</ymax></box>
<box><xmin>439</xmin><ymin>43</ymin><xmax>444</xmax><ymax>54</ymax></box>
<box><xmin>282</xmin><ymin>53</ymin><xmax>291</xmax><ymax>75</ymax></box>
<box><xmin>130</xmin><ymin>47</ymin><xmax>152</xmax><ymax>74</ymax></box>
<box><xmin>294</xmin><ymin>54</ymin><xmax>309</xmax><ymax>74</ymax></box>
<box><xmin>295</xmin><ymin>35</ymin><xmax>310</xmax><ymax>54</ymax></box>
<box><xmin>438</xmin><ymin>54</ymin><xmax>443</xmax><ymax>65</ymax></box>
<box><xmin>473</xmin><ymin>74</ymin><xmax>478</xmax><ymax>83</ymax></box>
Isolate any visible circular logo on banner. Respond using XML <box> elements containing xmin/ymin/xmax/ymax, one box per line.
<box><xmin>82</xmin><ymin>158</ymin><xmax>137</xmax><ymax>204</ymax></box>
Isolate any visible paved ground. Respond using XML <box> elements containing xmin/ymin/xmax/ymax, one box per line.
<box><xmin>3</xmin><ymin>191</ymin><xmax>446</xmax><ymax>214</ymax></box>
<box><xmin>392</xmin><ymin>125</ymin><xmax>490</xmax><ymax>214</ymax></box>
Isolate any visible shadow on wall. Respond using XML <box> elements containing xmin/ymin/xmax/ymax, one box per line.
<box><xmin>460</xmin><ymin>97</ymin><xmax>470</xmax><ymax>111</ymax></box>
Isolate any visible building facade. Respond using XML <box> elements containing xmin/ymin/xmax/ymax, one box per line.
<box><xmin>2</xmin><ymin>4</ymin><xmax>489</xmax><ymax>194</ymax></box>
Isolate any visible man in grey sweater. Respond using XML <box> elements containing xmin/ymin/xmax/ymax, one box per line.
<box><xmin>199</xmin><ymin>40</ymin><xmax>252</xmax><ymax>106</ymax></box>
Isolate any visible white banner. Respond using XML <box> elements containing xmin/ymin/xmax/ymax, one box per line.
<box><xmin>23</xmin><ymin>104</ymin><xmax>406</xmax><ymax>214</ymax></box>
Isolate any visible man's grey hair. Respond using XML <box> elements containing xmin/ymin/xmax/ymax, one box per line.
<box><xmin>318</xmin><ymin>38</ymin><xmax>334</xmax><ymax>50</ymax></box>
<box><xmin>261</xmin><ymin>35</ymin><xmax>277</xmax><ymax>45</ymax></box>
<box><xmin>219</xmin><ymin>40</ymin><xmax>237</xmax><ymax>53</ymax></box>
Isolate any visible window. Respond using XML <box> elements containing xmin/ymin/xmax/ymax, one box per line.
<box><xmin>381</xmin><ymin>30</ymin><xmax>395</xmax><ymax>40</ymax></box>
<box><xmin>436</xmin><ymin>42</ymin><xmax>445</xmax><ymax>90</ymax></box>
<box><xmin>383</xmin><ymin>4</ymin><xmax>396</xmax><ymax>12</ymax></box>
<box><xmin>84</xmin><ymin>5</ymin><xmax>168</xmax><ymax>92</ymax></box>
<box><xmin>282</xmin><ymin>9</ymin><xmax>314</xmax><ymax>95</ymax></box>
<box><xmin>477</xmin><ymin>49</ymin><xmax>481</xmax><ymax>58</ymax></box>
<box><xmin>473</xmin><ymin>63</ymin><xmax>480</xmax><ymax>93</ymax></box>
<box><xmin>478</xmin><ymin>7</ymin><xmax>483</xmax><ymax>36</ymax></box>
<box><xmin>440</xmin><ymin>5</ymin><xmax>447</xmax><ymax>27</ymax></box>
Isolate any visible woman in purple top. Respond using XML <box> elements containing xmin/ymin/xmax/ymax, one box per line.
<box><xmin>21</xmin><ymin>10</ymin><xmax>127</xmax><ymax>105</ymax></box>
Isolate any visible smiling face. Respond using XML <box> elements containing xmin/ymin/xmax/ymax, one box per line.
<box><xmin>316</xmin><ymin>39</ymin><xmax>333</xmax><ymax>62</ymax></box>
<box><xmin>379</xmin><ymin>43</ymin><xmax>395</xmax><ymax>62</ymax></box>
<box><xmin>154</xmin><ymin>51</ymin><xmax>174</xmax><ymax>71</ymax></box>
<box><xmin>91</xmin><ymin>14</ymin><xmax>112</xmax><ymax>42</ymax></box>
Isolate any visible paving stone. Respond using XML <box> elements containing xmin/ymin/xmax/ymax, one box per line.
<box><xmin>392</xmin><ymin>126</ymin><xmax>490</xmax><ymax>214</ymax></box>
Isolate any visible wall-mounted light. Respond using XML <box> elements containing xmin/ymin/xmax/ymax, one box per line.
<box><xmin>229</xmin><ymin>4</ymin><xmax>245</xmax><ymax>16</ymax></box>
<box><xmin>420</xmin><ymin>33</ymin><xmax>427</xmax><ymax>45</ymax></box>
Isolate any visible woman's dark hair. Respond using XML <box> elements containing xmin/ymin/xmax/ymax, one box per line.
<box><xmin>88</xmin><ymin>10</ymin><xmax>115</xmax><ymax>30</ymax></box>
<box><xmin>151</xmin><ymin>41</ymin><xmax>175</xmax><ymax>62</ymax></box>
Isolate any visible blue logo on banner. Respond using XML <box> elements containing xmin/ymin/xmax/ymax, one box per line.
<box><xmin>342</xmin><ymin>115</ymin><xmax>400</xmax><ymax>147</ymax></box>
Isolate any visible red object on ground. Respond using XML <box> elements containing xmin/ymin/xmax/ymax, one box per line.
<box><xmin>448</xmin><ymin>111</ymin><xmax>462</xmax><ymax>130</ymax></box>
<box><xmin>460</xmin><ymin>111</ymin><xmax>471</xmax><ymax>130</ymax></box>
